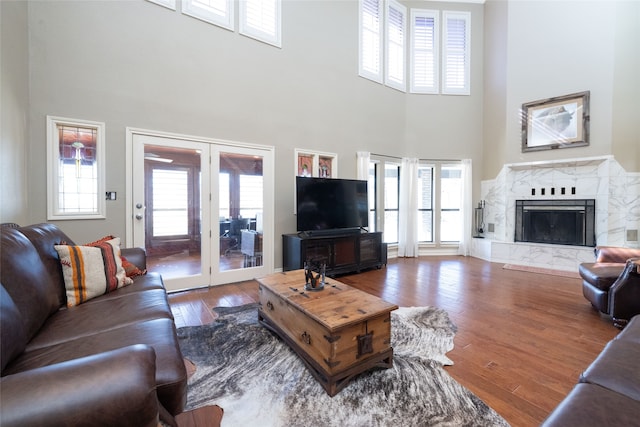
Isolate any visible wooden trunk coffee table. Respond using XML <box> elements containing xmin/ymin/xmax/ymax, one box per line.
<box><xmin>257</xmin><ymin>270</ymin><xmax>398</xmax><ymax>396</ymax></box>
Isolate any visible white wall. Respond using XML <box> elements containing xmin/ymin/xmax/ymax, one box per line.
<box><xmin>0</xmin><ymin>1</ymin><xmax>29</xmax><ymax>225</ymax></box>
<box><xmin>483</xmin><ymin>0</ymin><xmax>638</xmax><ymax>179</ymax></box>
<box><xmin>21</xmin><ymin>0</ymin><xmax>484</xmax><ymax>267</ymax></box>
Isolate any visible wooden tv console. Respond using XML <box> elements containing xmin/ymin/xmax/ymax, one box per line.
<box><xmin>282</xmin><ymin>231</ymin><xmax>386</xmax><ymax>276</ymax></box>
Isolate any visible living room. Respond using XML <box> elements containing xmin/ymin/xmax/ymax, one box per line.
<box><xmin>1</xmin><ymin>0</ymin><xmax>639</xmax><ymax>425</ymax></box>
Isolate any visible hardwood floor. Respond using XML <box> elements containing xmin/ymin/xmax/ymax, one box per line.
<box><xmin>168</xmin><ymin>256</ymin><xmax>619</xmax><ymax>427</ymax></box>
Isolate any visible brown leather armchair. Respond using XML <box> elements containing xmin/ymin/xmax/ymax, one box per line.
<box><xmin>579</xmin><ymin>246</ymin><xmax>640</xmax><ymax>328</ymax></box>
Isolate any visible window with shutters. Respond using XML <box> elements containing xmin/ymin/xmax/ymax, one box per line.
<box><xmin>359</xmin><ymin>3</ymin><xmax>471</xmax><ymax>96</ymax></box>
<box><xmin>240</xmin><ymin>0</ymin><xmax>281</xmax><ymax>48</ymax></box>
<box><xmin>385</xmin><ymin>0</ymin><xmax>406</xmax><ymax>92</ymax></box>
<box><xmin>359</xmin><ymin>0</ymin><xmax>383</xmax><ymax>83</ymax></box>
<box><xmin>182</xmin><ymin>0</ymin><xmax>234</xmax><ymax>30</ymax></box>
<box><xmin>442</xmin><ymin>11</ymin><xmax>470</xmax><ymax>95</ymax></box>
<box><xmin>410</xmin><ymin>10</ymin><xmax>438</xmax><ymax>94</ymax></box>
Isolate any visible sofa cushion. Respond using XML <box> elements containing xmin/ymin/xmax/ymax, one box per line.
<box><xmin>18</xmin><ymin>223</ymin><xmax>76</xmax><ymax>308</ymax></box>
<box><xmin>0</xmin><ymin>284</ymin><xmax>27</xmax><ymax>372</ymax></box>
<box><xmin>579</xmin><ymin>339</ymin><xmax>640</xmax><ymax>401</ymax></box>
<box><xmin>25</xmin><ymin>287</ymin><xmax>174</xmax><ymax>351</ymax></box>
<box><xmin>3</xmin><ymin>318</ymin><xmax>187</xmax><ymax>415</ymax></box>
<box><xmin>0</xmin><ymin>345</ymin><xmax>160</xmax><ymax>427</ymax></box>
<box><xmin>542</xmin><ymin>383</ymin><xmax>640</xmax><ymax>427</ymax></box>
<box><xmin>55</xmin><ymin>237</ymin><xmax>133</xmax><ymax>307</ymax></box>
<box><xmin>0</xmin><ymin>227</ymin><xmax>62</xmax><ymax>341</ymax></box>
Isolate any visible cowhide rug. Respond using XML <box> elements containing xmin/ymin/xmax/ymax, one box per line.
<box><xmin>177</xmin><ymin>303</ymin><xmax>509</xmax><ymax>427</ymax></box>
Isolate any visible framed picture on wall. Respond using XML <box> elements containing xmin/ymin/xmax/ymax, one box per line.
<box><xmin>294</xmin><ymin>149</ymin><xmax>337</xmax><ymax>178</ymax></box>
<box><xmin>521</xmin><ymin>91</ymin><xmax>590</xmax><ymax>152</ymax></box>
<box><xmin>297</xmin><ymin>154</ymin><xmax>313</xmax><ymax>177</ymax></box>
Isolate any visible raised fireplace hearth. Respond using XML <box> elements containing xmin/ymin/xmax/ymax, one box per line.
<box><xmin>515</xmin><ymin>199</ymin><xmax>596</xmax><ymax>247</ymax></box>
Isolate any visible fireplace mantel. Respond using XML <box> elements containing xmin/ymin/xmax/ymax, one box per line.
<box><xmin>505</xmin><ymin>155</ymin><xmax>612</xmax><ymax>171</ymax></box>
<box><xmin>472</xmin><ymin>156</ymin><xmax>639</xmax><ymax>272</ymax></box>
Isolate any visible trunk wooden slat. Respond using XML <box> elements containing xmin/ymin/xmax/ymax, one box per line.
<box><xmin>257</xmin><ymin>270</ymin><xmax>398</xmax><ymax>396</ymax></box>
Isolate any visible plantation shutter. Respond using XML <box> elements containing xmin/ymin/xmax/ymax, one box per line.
<box><xmin>410</xmin><ymin>10</ymin><xmax>438</xmax><ymax>94</ymax></box>
<box><xmin>359</xmin><ymin>0</ymin><xmax>383</xmax><ymax>83</ymax></box>
<box><xmin>385</xmin><ymin>0</ymin><xmax>406</xmax><ymax>92</ymax></box>
<box><xmin>240</xmin><ymin>0</ymin><xmax>282</xmax><ymax>47</ymax></box>
<box><xmin>182</xmin><ymin>0</ymin><xmax>234</xmax><ymax>30</ymax></box>
<box><xmin>240</xmin><ymin>0</ymin><xmax>281</xmax><ymax>47</ymax></box>
<box><xmin>442</xmin><ymin>11</ymin><xmax>470</xmax><ymax>95</ymax></box>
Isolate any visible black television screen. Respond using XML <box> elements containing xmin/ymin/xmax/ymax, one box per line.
<box><xmin>296</xmin><ymin>177</ymin><xmax>369</xmax><ymax>232</ymax></box>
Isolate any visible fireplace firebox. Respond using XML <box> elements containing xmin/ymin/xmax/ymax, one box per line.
<box><xmin>515</xmin><ymin>199</ymin><xmax>595</xmax><ymax>247</ymax></box>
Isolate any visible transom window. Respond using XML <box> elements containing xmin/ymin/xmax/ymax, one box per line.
<box><xmin>149</xmin><ymin>0</ymin><xmax>281</xmax><ymax>47</ymax></box>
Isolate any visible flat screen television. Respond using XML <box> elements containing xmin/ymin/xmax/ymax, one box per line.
<box><xmin>296</xmin><ymin>177</ymin><xmax>368</xmax><ymax>233</ymax></box>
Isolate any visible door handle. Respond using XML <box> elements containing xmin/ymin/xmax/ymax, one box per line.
<box><xmin>135</xmin><ymin>213</ymin><xmax>143</xmax><ymax>220</ymax></box>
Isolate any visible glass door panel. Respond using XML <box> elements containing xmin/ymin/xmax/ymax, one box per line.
<box><xmin>132</xmin><ymin>135</ymin><xmax>211</xmax><ymax>292</ymax></box>
<box><xmin>214</xmin><ymin>147</ymin><xmax>272</xmax><ymax>284</ymax></box>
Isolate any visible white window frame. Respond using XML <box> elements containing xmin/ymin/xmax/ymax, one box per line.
<box><xmin>384</xmin><ymin>0</ymin><xmax>406</xmax><ymax>92</ymax></box>
<box><xmin>442</xmin><ymin>11</ymin><xmax>470</xmax><ymax>95</ymax></box>
<box><xmin>182</xmin><ymin>0</ymin><xmax>234</xmax><ymax>31</ymax></box>
<box><xmin>239</xmin><ymin>0</ymin><xmax>282</xmax><ymax>48</ymax></box>
<box><xmin>47</xmin><ymin>116</ymin><xmax>106</xmax><ymax>220</ymax></box>
<box><xmin>146</xmin><ymin>0</ymin><xmax>176</xmax><ymax>11</ymax></box>
<box><xmin>359</xmin><ymin>0</ymin><xmax>384</xmax><ymax>84</ymax></box>
<box><xmin>410</xmin><ymin>9</ymin><xmax>439</xmax><ymax>94</ymax></box>
<box><xmin>417</xmin><ymin>160</ymin><xmax>463</xmax><ymax>246</ymax></box>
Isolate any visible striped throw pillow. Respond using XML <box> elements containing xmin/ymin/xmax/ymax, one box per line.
<box><xmin>55</xmin><ymin>237</ymin><xmax>133</xmax><ymax>307</ymax></box>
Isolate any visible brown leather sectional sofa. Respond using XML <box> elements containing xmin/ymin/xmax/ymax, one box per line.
<box><xmin>0</xmin><ymin>223</ymin><xmax>187</xmax><ymax>426</ymax></box>
<box><xmin>542</xmin><ymin>313</ymin><xmax>640</xmax><ymax>426</ymax></box>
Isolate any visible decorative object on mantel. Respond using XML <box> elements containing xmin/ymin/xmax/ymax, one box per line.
<box><xmin>521</xmin><ymin>91</ymin><xmax>590</xmax><ymax>152</ymax></box>
<box><xmin>177</xmin><ymin>303</ymin><xmax>509</xmax><ymax>427</ymax></box>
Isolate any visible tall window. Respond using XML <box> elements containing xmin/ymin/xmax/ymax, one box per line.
<box><xmin>359</xmin><ymin>0</ymin><xmax>383</xmax><ymax>83</ymax></box>
<box><xmin>383</xmin><ymin>163</ymin><xmax>400</xmax><ymax>244</ymax></box>
<box><xmin>440</xmin><ymin>165</ymin><xmax>462</xmax><ymax>241</ymax></box>
<box><xmin>369</xmin><ymin>158</ymin><xmax>462</xmax><ymax>248</ymax></box>
<box><xmin>417</xmin><ymin>165</ymin><xmax>433</xmax><ymax>241</ymax></box>
<box><xmin>417</xmin><ymin>162</ymin><xmax>462</xmax><ymax>245</ymax></box>
<box><xmin>442</xmin><ymin>11</ymin><xmax>470</xmax><ymax>95</ymax></box>
<box><xmin>410</xmin><ymin>10</ymin><xmax>438</xmax><ymax>94</ymax></box>
<box><xmin>240</xmin><ymin>0</ymin><xmax>281</xmax><ymax>47</ymax></box>
<box><xmin>385</xmin><ymin>0</ymin><xmax>406</xmax><ymax>91</ymax></box>
<box><xmin>368</xmin><ymin>162</ymin><xmax>377</xmax><ymax>231</ymax></box>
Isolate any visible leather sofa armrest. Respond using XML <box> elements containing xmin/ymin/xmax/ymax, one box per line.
<box><xmin>609</xmin><ymin>258</ymin><xmax>640</xmax><ymax>327</ymax></box>
<box><xmin>595</xmin><ymin>246</ymin><xmax>640</xmax><ymax>263</ymax></box>
<box><xmin>121</xmin><ymin>247</ymin><xmax>147</xmax><ymax>271</ymax></box>
<box><xmin>0</xmin><ymin>345</ymin><xmax>160</xmax><ymax>427</ymax></box>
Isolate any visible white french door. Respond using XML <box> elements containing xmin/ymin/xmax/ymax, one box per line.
<box><xmin>127</xmin><ymin>129</ymin><xmax>274</xmax><ymax>292</ymax></box>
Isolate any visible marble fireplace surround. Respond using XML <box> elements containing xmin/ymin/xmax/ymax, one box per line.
<box><xmin>471</xmin><ymin>155</ymin><xmax>640</xmax><ymax>272</ymax></box>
